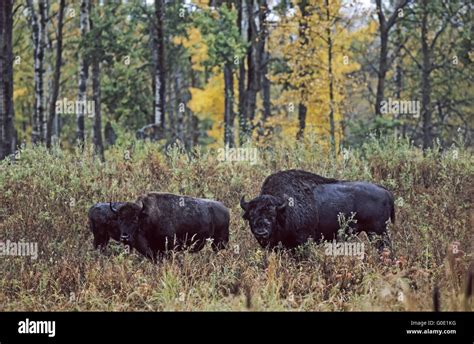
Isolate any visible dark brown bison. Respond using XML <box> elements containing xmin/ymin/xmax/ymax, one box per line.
<box><xmin>88</xmin><ymin>202</ymin><xmax>125</xmax><ymax>250</ymax></box>
<box><xmin>110</xmin><ymin>192</ymin><xmax>230</xmax><ymax>260</ymax></box>
<box><xmin>240</xmin><ymin>169</ymin><xmax>394</xmax><ymax>250</ymax></box>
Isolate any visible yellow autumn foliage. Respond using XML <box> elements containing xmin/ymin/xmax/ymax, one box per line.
<box><xmin>188</xmin><ymin>71</ymin><xmax>225</xmax><ymax>146</ymax></box>
<box><xmin>13</xmin><ymin>87</ymin><xmax>28</xmax><ymax>100</ymax></box>
<box><xmin>173</xmin><ymin>27</ymin><xmax>208</xmax><ymax>72</ymax></box>
<box><xmin>267</xmin><ymin>0</ymin><xmax>372</xmax><ymax>151</ymax></box>
<box><xmin>185</xmin><ymin>0</ymin><xmax>377</xmax><ymax>150</ymax></box>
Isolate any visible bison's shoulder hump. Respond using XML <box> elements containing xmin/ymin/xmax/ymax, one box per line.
<box><xmin>261</xmin><ymin>169</ymin><xmax>338</xmax><ymax>195</ymax></box>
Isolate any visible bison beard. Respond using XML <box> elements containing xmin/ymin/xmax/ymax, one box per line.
<box><xmin>240</xmin><ymin>169</ymin><xmax>394</xmax><ymax>250</ymax></box>
<box><xmin>111</xmin><ymin>193</ymin><xmax>230</xmax><ymax>261</ymax></box>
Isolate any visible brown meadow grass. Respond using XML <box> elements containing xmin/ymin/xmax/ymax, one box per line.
<box><xmin>0</xmin><ymin>137</ymin><xmax>472</xmax><ymax>311</ymax></box>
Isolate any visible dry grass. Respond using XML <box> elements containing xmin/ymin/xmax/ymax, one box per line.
<box><xmin>0</xmin><ymin>137</ymin><xmax>472</xmax><ymax>311</ymax></box>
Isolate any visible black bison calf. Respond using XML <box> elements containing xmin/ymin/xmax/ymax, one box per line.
<box><xmin>110</xmin><ymin>192</ymin><xmax>230</xmax><ymax>260</ymax></box>
<box><xmin>88</xmin><ymin>202</ymin><xmax>125</xmax><ymax>250</ymax></box>
<box><xmin>240</xmin><ymin>169</ymin><xmax>394</xmax><ymax>250</ymax></box>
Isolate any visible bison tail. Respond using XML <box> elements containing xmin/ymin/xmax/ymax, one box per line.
<box><xmin>386</xmin><ymin>190</ymin><xmax>395</xmax><ymax>224</ymax></box>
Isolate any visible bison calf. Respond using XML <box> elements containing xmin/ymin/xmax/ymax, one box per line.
<box><xmin>241</xmin><ymin>169</ymin><xmax>394</xmax><ymax>250</ymax></box>
<box><xmin>110</xmin><ymin>193</ymin><xmax>230</xmax><ymax>260</ymax></box>
<box><xmin>88</xmin><ymin>202</ymin><xmax>124</xmax><ymax>250</ymax></box>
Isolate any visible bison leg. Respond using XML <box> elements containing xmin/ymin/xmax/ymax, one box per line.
<box><xmin>211</xmin><ymin>240</ymin><xmax>227</xmax><ymax>252</ymax></box>
<box><xmin>94</xmin><ymin>233</ymin><xmax>110</xmax><ymax>252</ymax></box>
<box><xmin>209</xmin><ymin>206</ymin><xmax>230</xmax><ymax>252</ymax></box>
<box><xmin>211</xmin><ymin>225</ymin><xmax>229</xmax><ymax>252</ymax></box>
<box><xmin>134</xmin><ymin>234</ymin><xmax>157</xmax><ymax>262</ymax></box>
<box><xmin>189</xmin><ymin>239</ymin><xmax>206</xmax><ymax>253</ymax></box>
<box><xmin>381</xmin><ymin>231</ymin><xmax>392</xmax><ymax>251</ymax></box>
<box><xmin>368</xmin><ymin>231</ymin><xmax>392</xmax><ymax>253</ymax></box>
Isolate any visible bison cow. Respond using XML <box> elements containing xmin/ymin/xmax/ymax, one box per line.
<box><xmin>240</xmin><ymin>169</ymin><xmax>394</xmax><ymax>250</ymax></box>
<box><xmin>88</xmin><ymin>202</ymin><xmax>125</xmax><ymax>250</ymax></box>
<box><xmin>110</xmin><ymin>192</ymin><xmax>230</xmax><ymax>260</ymax></box>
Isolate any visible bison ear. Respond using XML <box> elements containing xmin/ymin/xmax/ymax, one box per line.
<box><xmin>240</xmin><ymin>196</ymin><xmax>249</xmax><ymax>211</ymax></box>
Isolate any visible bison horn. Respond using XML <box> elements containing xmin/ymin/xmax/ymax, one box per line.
<box><xmin>277</xmin><ymin>199</ymin><xmax>287</xmax><ymax>212</ymax></box>
<box><xmin>110</xmin><ymin>202</ymin><xmax>118</xmax><ymax>214</ymax></box>
<box><xmin>137</xmin><ymin>200</ymin><xmax>145</xmax><ymax>213</ymax></box>
<box><xmin>240</xmin><ymin>196</ymin><xmax>249</xmax><ymax>211</ymax></box>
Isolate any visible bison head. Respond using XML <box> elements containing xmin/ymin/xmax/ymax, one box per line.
<box><xmin>110</xmin><ymin>201</ymin><xmax>145</xmax><ymax>246</ymax></box>
<box><xmin>89</xmin><ymin>202</ymin><xmax>122</xmax><ymax>250</ymax></box>
<box><xmin>240</xmin><ymin>195</ymin><xmax>286</xmax><ymax>247</ymax></box>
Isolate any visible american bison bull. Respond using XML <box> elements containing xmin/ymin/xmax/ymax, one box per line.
<box><xmin>240</xmin><ymin>169</ymin><xmax>394</xmax><ymax>250</ymax></box>
<box><xmin>110</xmin><ymin>192</ymin><xmax>230</xmax><ymax>260</ymax></box>
<box><xmin>88</xmin><ymin>202</ymin><xmax>125</xmax><ymax>250</ymax></box>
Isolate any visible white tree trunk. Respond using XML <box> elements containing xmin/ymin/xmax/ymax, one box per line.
<box><xmin>27</xmin><ymin>0</ymin><xmax>46</xmax><ymax>144</ymax></box>
<box><xmin>77</xmin><ymin>0</ymin><xmax>90</xmax><ymax>145</ymax></box>
<box><xmin>0</xmin><ymin>0</ymin><xmax>15</xmax><ymax>159</ymax></box>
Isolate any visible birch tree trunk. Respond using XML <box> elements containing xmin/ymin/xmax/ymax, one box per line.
<box><xmin>92</xmin><ymin>58</ymin><xmax>104</xmax><ymax>161</ymax></box>
<box><xmin>325</xmin><ymin>0</ymin><xmax>336</xmax><ymax>155</ymax></box>
<box><xmin>420</xmin><ymin>0</ymin><xmax>432</xmax><ymax>149</ymax></box>
<box><xmin>374</xmin><ymin>0</ymin><xmax>408</xmax><ymax>116</ymax></box>
<box><xmin>260</xmin><ymin>0</ymin><xmax>270</xmax><ymax>122</ymax></box>
<box><xmin>224</xmin><ymin>62</ymin><xmax>235</xmax><ymax>147</ymax></box>
<box><xmin>154</xmin><ymin>0</ymin><xmax>166</xmax><ymax>128</ymax></box>
<box><xmin>167</xmin><ymin>68</ymin><xmax>175</xmax><ymax>133</ymax></box>
<box><xmin>46</xmin><ymin>0</ymin><xmax>65</xmax><ymax>147</ymax></box>
<box><xmin>395</xmin><ymin>19</ymin><xmax>403</xmax><ymax>138</ymax></box>
<box><xmin>0</xmin><ymin>0</ymin><xmax>15</xmax><ymax>159</ymax></box>
<box><xmin>241</xmin><ymin>0</ymin><xmax>260</xmax><ymax>142</ymax></box>
<box><xmin>374</xmin><ymin>22</ymin><xmax>388</xmax><ymax>117</ymax></box>
<box><xmin>39</xmin><ymin>0</ymin><xmax>49</xmax><ymax>142</ymax></box>
<box><xmin>44</xmin><ymin>0</ymin><xmax>53</xmax><ymax>142</ymax></box>
<box><xmin>28</xmin><ymin>0</ymin><xmax>47</xmax><ymax>144</ymax></box>
<box><xmin>261</xmin><ymin>53</ymin><xmax>270</xmax><ymax>121</ymax></box>
<box><xmin>77</xmin><ymin>0</ymin><xmax>90</xmax><ymax>146</ymax></box>
<box><xmin>90</xmin><ymin>1</ymin><xmax>104</xmax><ymax>161</ymax></box>
<box><xmin>296</xmin><ymin>0</ymin><xmax>308</xmax><ymax>140</ymax></box>
<box><xmin>238</xmin><ymin>0</ymin><xmax>248</xmax><ymax>144</ymax></box>
<box><xmin>175</xmin><ymin>64</ymin><xmax>184</xmax><ymax>143</ymax></box>
<box><xmin>186</xmin><ymin>64</ymin><xmax>196</xmax><ymax>148</ymax></box>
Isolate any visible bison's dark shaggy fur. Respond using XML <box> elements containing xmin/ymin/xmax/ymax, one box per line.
<box><xmin>261</xmin><ymin>169</ymin><xmax>338</xmax><ymax>196</ymax></box>
<box><xmin>88</xmin><ymin>202</ymin><xmax>125</xmax><ymax>250</ymax></box>
<box><xmin>241</xmin><ymin>169</ymin><xmax>394</xmax><ymax>250</ymax></box>
<box><xmin>112</xmin><ymin>193</ymin><xmax>230</xmax><ymax>260</ymax></box>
